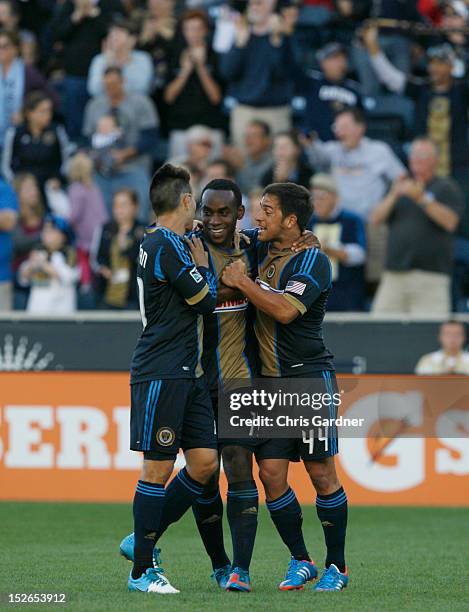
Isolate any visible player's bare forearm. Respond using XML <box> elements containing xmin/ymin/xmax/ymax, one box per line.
<box><xmin>236</xmin><ymin>275</ymin><xmax>298</xmax><ymax>324</ymax></box>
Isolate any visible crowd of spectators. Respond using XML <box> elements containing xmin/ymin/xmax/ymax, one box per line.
<box><xmin>1</xmin><ymin>0</ymin><xmax>469</xmax><ymax>315</ymax></box>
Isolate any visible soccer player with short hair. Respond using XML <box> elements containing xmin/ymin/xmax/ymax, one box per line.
<box><xmin>223</xmin><ymin>182</ymin><xmax>349</xmax><ymax>592</ymax></box>
<box><xmin>127</xmin><ymin>163</ymin><xmax>219</xmax><ymax>594</ymax></box>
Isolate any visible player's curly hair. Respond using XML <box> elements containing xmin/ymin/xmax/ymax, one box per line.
<box><xmin>263</xmin><ymin>182</ymin><xmax>313</xmax><ymax>232</ymax></box>
<box><xmin>149</xmin><ymin>163</ymin><xmax>191</xmax><ymax>214</ymax></box>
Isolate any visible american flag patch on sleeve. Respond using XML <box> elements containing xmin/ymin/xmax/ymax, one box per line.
<box><xmin>285</xmin><ymin>280</ymin><xmax>307</xmax><ymax>296</ymax></box>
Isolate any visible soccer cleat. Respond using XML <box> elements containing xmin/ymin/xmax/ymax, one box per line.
<box><xmin>211</xmin><ymin>564</ymin><xmax>232</xmax><ymax>589</ymax></box>
<box><xmin>119</xmin><ymin>532</ymin><xmax>161</xmax><ymax>566</ymax></box>
<box><xmin>225</xmin><ymin>567</ymin><xmax>251</xmax><ymax>592</ymax></box>
<box><xmin>313</xmin><ymin>564</ymin><xmax>349</xmax><ymax>592</ymax></box>
<box><xmin>279</xmin><ymin>558</ymin><xmax>318</xmax><ymax>591</ymax></box>
<box><xmin>128</xmin><ymin>567</ymin><xmax>179</xmax><ymax>594</ymax></box>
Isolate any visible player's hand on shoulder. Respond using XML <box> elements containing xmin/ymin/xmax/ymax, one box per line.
<box><xmin>291</xmin><ymin>230</ymin><xmax>321</xmax><ymax>253</ymax></box>
<box><xmin>185</xmin><ymin>235</ymin><xmax>208</xmax><ymax>268</ymax></box>
<box><xmin>234</xmin><ymin>229</ymin><xmax>250</xmax><ymax>250</ymax></box>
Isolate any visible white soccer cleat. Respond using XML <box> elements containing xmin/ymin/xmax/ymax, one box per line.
<box><xmin>128</xmin><ymin>567</ymin><xmax>180</xmax><ymax>594</ymax></box>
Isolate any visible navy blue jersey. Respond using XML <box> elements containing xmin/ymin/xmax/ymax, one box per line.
<box><xmin>303</xmin><ymin>71</ymin><xmax>363</xmax><ymax>141</ymax></box>
<box><xmin>308</xmin><ymin>210</ymin><xmax>366</xmax><ymax>311</ymax></box>
<box><xmin>130</xmin><ymin>226</ymin><xmax>217</xmax><ymax>383</ymax></box>
<box><xmin>253</xmin><ymin>233</ymin><xmax>334</xmax><ymax>376</ymax></box>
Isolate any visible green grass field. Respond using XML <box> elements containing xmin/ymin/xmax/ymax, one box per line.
<box><xmin>0</xmin><ymin>503</ymin><xmax>467</xmax><ymax>611</ymax></box>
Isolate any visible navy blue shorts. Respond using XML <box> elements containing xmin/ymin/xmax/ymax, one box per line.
<box><xmin>211</xmin><ymin>392</ymin><xmax>268</xmax><ymax>451</ymax></box>
<box><xmin>130</xmin><ymin>377</ymin><xmax>217</xmax><ymax>460</ymax></box>
<box><xmin>255</xmin><ymin>370</ymin><xmax>340</xmax><ymax>462</ymax></box>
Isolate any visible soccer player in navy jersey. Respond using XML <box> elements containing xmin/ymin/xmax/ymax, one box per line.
<box><xmin>127</xmin><ymin>164</ymin><xmax>219</xmax><ymax>594</ymax></box>
<box><xmin>223</xmin><ymin>182</ymin><xmax>349</xmax><ymax>592</ymax></box>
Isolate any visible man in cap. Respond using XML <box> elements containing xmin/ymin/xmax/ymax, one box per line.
<box><xmin>308</xmin><ymin>173</ymin><xmax>366</xmax><ymax>311</ymax></box>
<box><xmin>303</xmin><ymin>42</ymin><xmax>363</xmax><ymax>141</ymax></box>
<box><xmin>363</xmin><ymin>25</ymin><xmax>469</xmax><ymax>180</ymax></box>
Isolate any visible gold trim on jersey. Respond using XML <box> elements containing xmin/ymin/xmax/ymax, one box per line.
<box><xmin>186</xmin><ymin>284</ymin><xmax>209</xmax><ymax>305</ymax></box>
<box><xmin>283</xmin><ymin>292</ymin><xmax>307</xmax><ymax>314</ymax></box>
<box><xmin>195</xmin><ymin>315</ymin><xmax>204</xmax><ymax>378</ymax></box>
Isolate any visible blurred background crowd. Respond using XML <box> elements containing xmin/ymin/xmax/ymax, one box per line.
<box><xmin>1</xmin><ymin>0</ymin><xmax>469</xmax><ymax>315</ymax></box>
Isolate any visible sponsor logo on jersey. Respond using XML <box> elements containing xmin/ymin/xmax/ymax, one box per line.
<box><xmin>190</xmin><ymin>267</ymin><xmax>203</xmax><ymax>283</ymax></box>
<box><xmin>214</xmin><ymin>298</ymin><xmax>249</xmax><ymax>313</ymax></box>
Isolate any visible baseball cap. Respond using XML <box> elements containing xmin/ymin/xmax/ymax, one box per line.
<box><xmin>316</xmin><ymin>42</ymin><xmax>346</xmax><ymax>63</ymax></box>
<box><xmin>427</xmin><ymin>43</ymin><xmax>455</xmax><ymax>64</ymax></box>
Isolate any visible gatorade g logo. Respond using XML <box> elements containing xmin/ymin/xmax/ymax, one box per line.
<box><xmin>156</xmin><ymin>427</ymin><xmax>176</xmax><ymax>447</ymax></box>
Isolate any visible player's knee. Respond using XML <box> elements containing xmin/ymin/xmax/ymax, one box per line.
<box><xmin>259</xmin><ymin>464</ymin><xmax>288</xmax><ymax>499</ymax></box>
<box><xmin>222</xmin><ymin>446</ymin><xmax>253</xmax><ymax>483</ymax></box>
<box><xmin>304</xmin><ymin>459</ymin><xmax>340</xmax><ymax>495</ymax></box>
<box><xmin>188</xmin><ymin>454</ymin><xmax>219</xmax><ymax>485</ymax></box>
<box><xmin>141</xmin><ymin>458</ymin><xmax>174</xmax><ymax>484</ymax></box>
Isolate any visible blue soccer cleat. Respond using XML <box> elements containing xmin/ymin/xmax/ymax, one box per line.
<box><xmin>128</xmin><ymin>567</ymin><xmax>179</xmax><ymax>594</ymax></box>
<box><xmin>119</xmin><ymin>532</ymin><xmax>161</xmax><ymax>566</ymax></box>
<box><xmin>211</xmin><ymin>564</ymin><xmax>232</xmax><ymax>589</ymax></box>
<box><xmin>279</xmin><ymin>558</ymin><xmax>318</xmax><ymax>591</ymax></box>
<box><xmin>314</xmin><ymin>564</ymin><xmax>349</xmax><ymax>591</ymax></box>
<box><xmin>225</xmin><ymin>566</ymin><xmax>251</xmax><ymax>592</ymax></box>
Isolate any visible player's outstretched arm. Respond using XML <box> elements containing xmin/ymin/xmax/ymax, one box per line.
<box><xmin>222</xmin><ymin>260</ymin><xmax>299</xmax><ymax>324</ymax></box>
<box><xmin>239</xmin><ymin>228</ymin><xmax>320</xmax><ymax>252</ymax></box>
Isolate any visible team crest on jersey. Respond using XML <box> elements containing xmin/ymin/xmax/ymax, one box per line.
<box><xmin>266</xmin><ymin>263</ymin><xmax>276</xmax><ymax>279</ymax></box>
<box><xmin>190</xmin><ymin>267</ymin><xmax>203</xmax><ymax>283</ymax></box>
<box><xmin>156</xmin><ymin>427</ymin><xmax>175</xmax><ymax>447</ymax></box>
